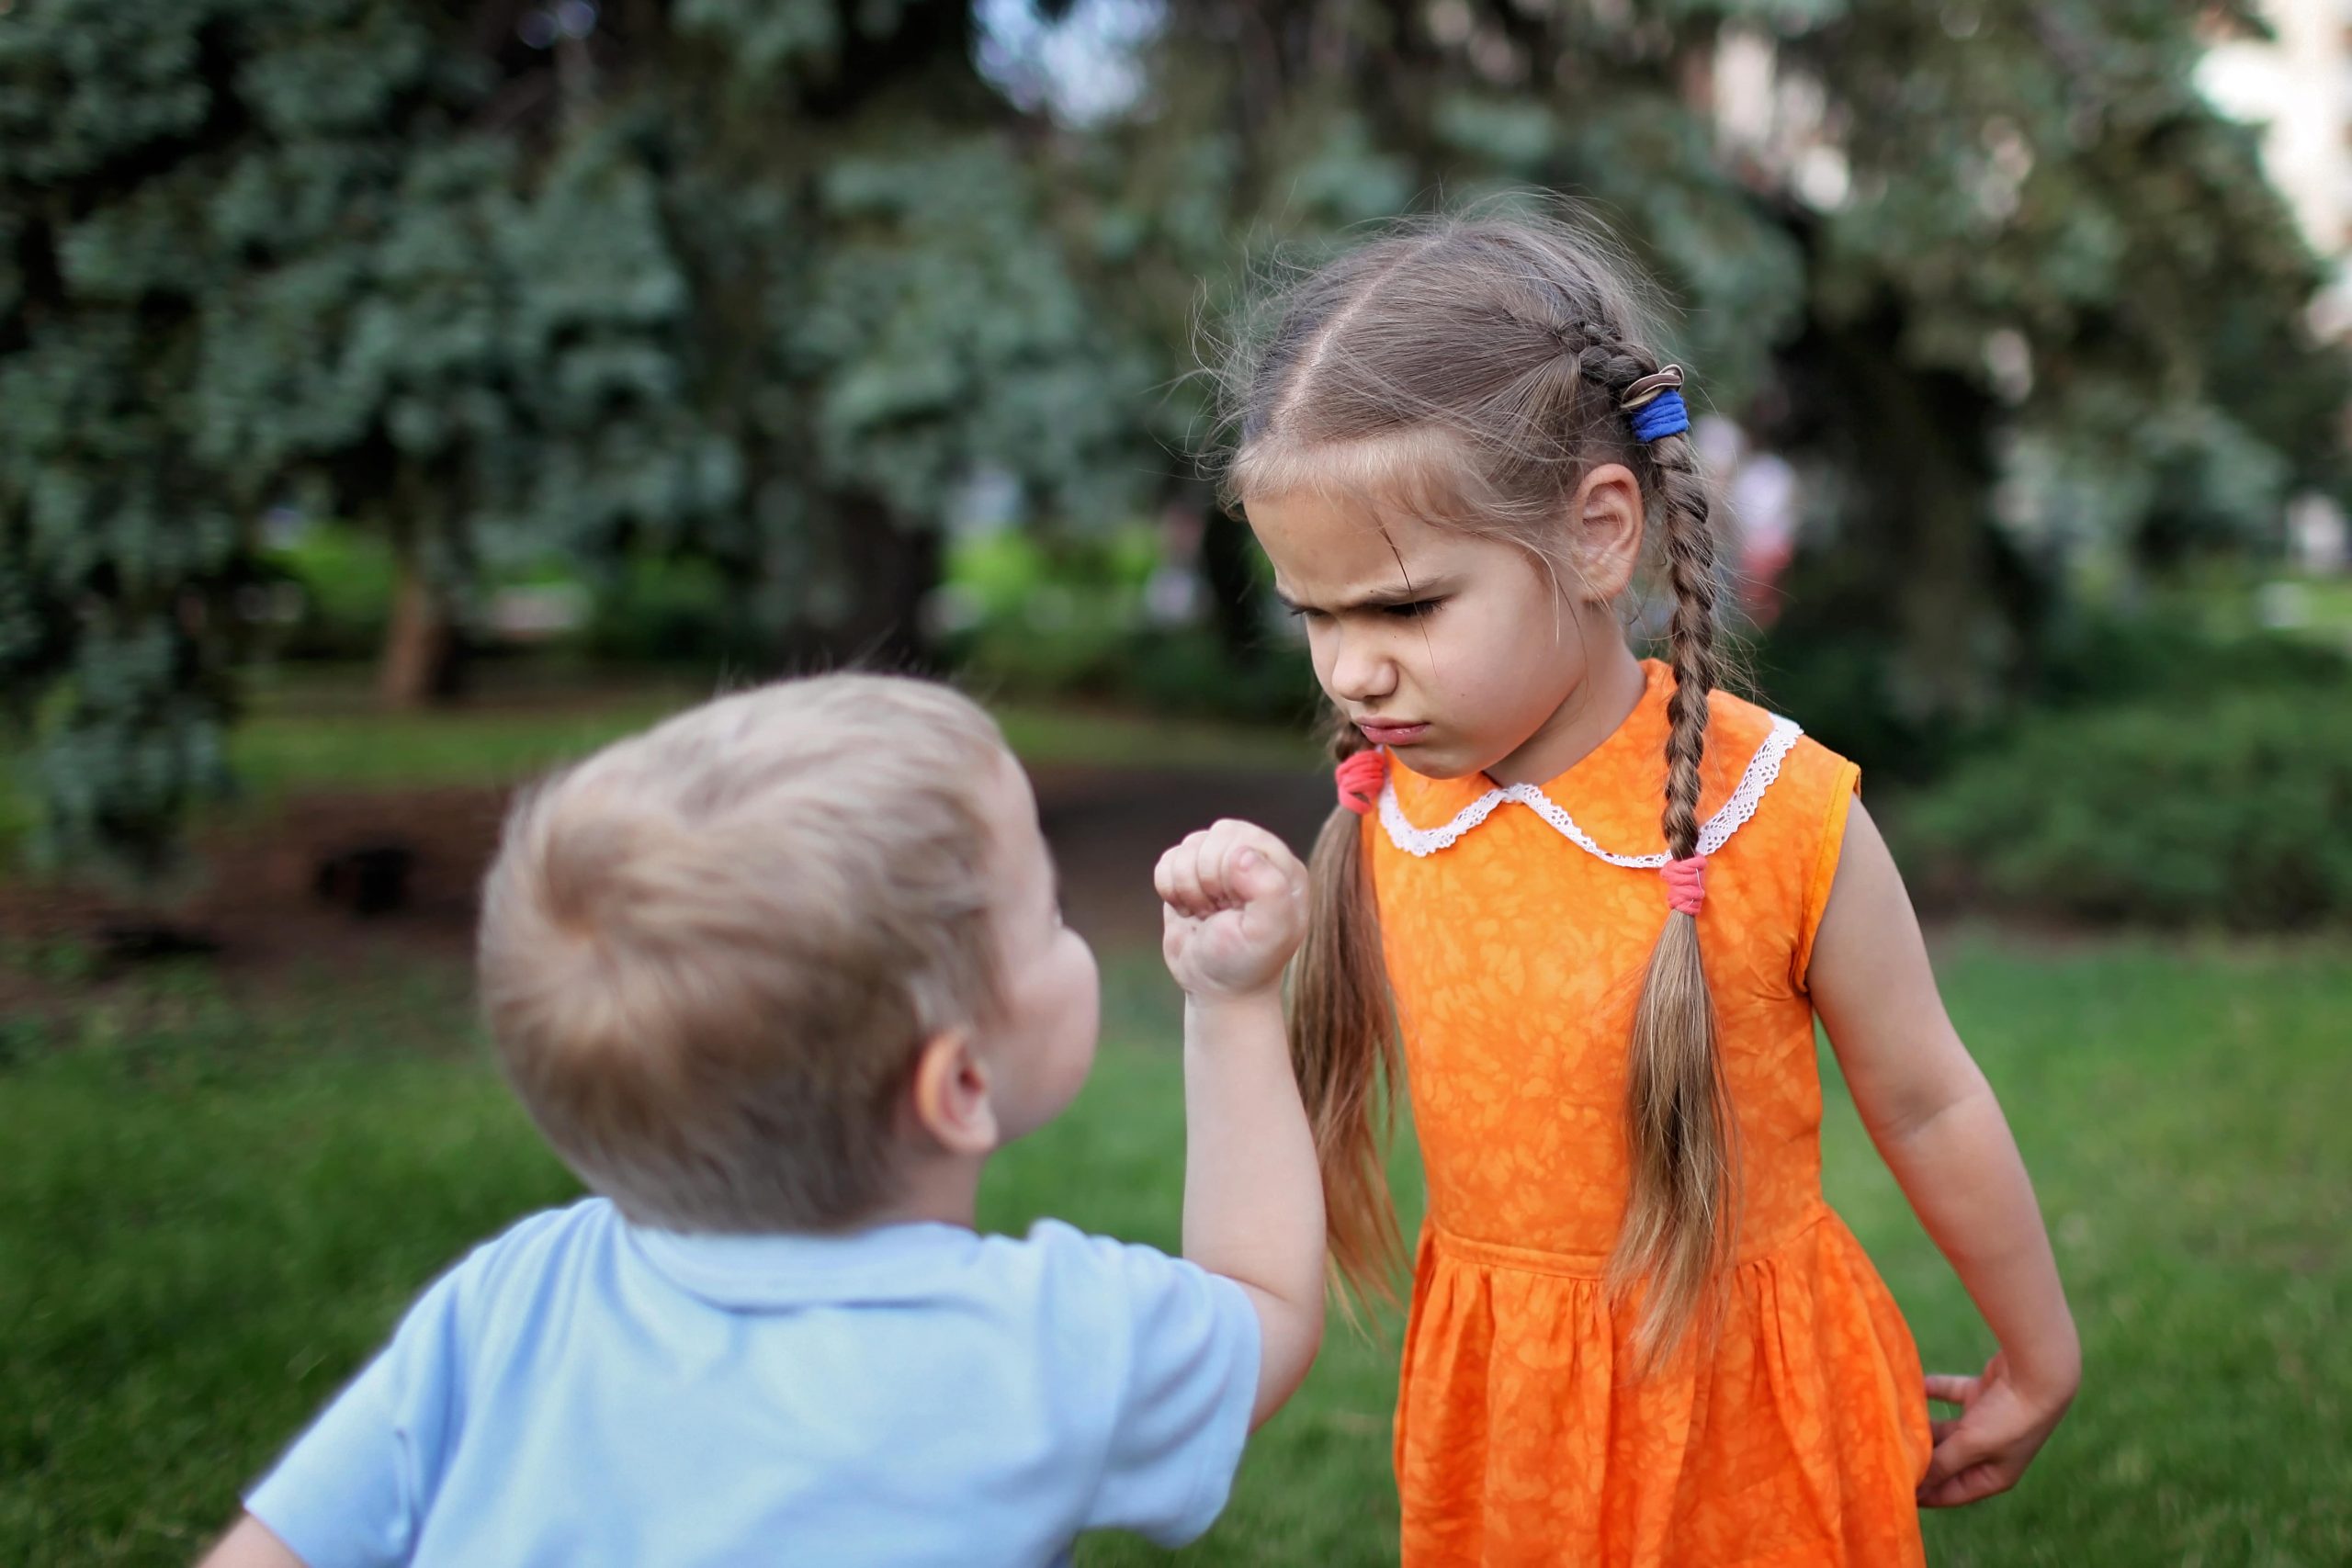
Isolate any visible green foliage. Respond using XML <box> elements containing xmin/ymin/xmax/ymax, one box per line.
<box><xmin>942</xmin><ymin>525</ymin><xmax>1155</xmax><ymax>685</ymax></box>
<box><xmin>0</xmin><ymin>0</ymin><xmax>503</xmax><ymax>868</ymax></box>
<box><xmin>1898</xmin><ymin>665</ymin><xmax>2352</xmax><ymax>928</ymax></box>
<box><xmin>1135</xmin><ymin>1</ymin><xmax>2347</xmax><ymax>727</ymax></box>
<box><xmin>261</xmin><ymin>524</ymin><xmax>397</xmax><ymax>661</ymax></box>
<box><xmin>1770</xmin><ymin>0</ymin><xmax>2350</xmax><ymax>713</ymax></box>
<box><xmin>797</xmin><ymin>139</ymin><xmax>1148</xmax><ymax>529</ymax></box>
<box><xmin>6</xmin><ymin>0</ymin><xmax>2346</xmax><ymax>874</ymax></box>
<box><xmin>941</xmin><ymin>525</ymin><xmax>1317</xmax><ymax>723</ymax></box>
<box><xmin>1</xmin><ymin>0</ymin><xmax>1162</xmax><ymax>871</ymax></box>
<box><xmin>578</xmin><ymin>552</ymin><xmax>745</xmax><ymax>667</ymax></box>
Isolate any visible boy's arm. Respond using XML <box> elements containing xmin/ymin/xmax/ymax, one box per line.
<box><xmin>197</xmin><ymin>1514</ymin><xmax>309</xmax><ymax>1568</ymax></box>
<box><xmin>1157</xmin><ymin>820</ymin><xmax>1326</xmax><ymax>1428</ymax></box>
<box><xmin>1807</xmin><ymin>800</ymin><xmax>2080</xmax><ymax>1506</ymax></box>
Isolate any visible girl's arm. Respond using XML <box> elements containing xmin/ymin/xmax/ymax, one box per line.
<box><xmin>1805</xmin><ymin>800</ymin><xmax>2081</xmax><ymax>1508</ymax></box>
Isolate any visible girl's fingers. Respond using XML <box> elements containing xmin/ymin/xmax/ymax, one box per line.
<box><xmin>1918</xmin><ymin>1418</ymin><xmax>1996</xmax><ymax>1492</ymax></box>
<box><xmin>1917</xmin><ymin>1458</ymin><xmax>2017</xmax><ymax>1508</ymax></box>
<box><xmin>1924</xmin><ymin>1373</ymin><xmax>1977</xmax><ymax>1405</ymax></box>
<box><xmin>1928</xmin><ymin>1416</ymin><xmax>1962</xmax><ymax>1445</ymax></box>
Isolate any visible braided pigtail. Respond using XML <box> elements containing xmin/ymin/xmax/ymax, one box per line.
<box><xmin>1289</xmin><ymin>711</ymin><xmax>1407</xmax><ymax>1315</ymax></box>
<box><xmin>1600</xmin><ymin>365</ymin><xmax>1740</xmax><ymax>1371</ymax></box>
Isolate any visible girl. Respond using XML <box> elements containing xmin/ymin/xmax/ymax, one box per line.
<box><xmin>1224</xmin><ymin>215</ymin><xmax>2079</xmax><ymax>1565</ymax></box>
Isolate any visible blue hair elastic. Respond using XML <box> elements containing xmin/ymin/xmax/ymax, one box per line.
<box><xmin>1628</xmin><ymin>389</ymin><xmax>1690</xmax><ymax>444</ymax></box>
<box><xmin>1621</xmin><ymin>364</ymin><xmax>1690</xmax><ymax>443</ymax></box>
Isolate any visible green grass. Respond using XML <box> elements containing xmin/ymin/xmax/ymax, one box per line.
<box><xmin>2</xmin><ymin>937</ymin><xmax>2346</xmax><ymax>1565</ymax></box>
<box><xmin>226</xmin><ymin>692</ymin><xmax>698</xmax><ymax>800</ymax></box>
<box><xmin>0</xmin><ymin>671</ymin><xmax>1320</xmax><ymax>865</ymax></box>
<box><xmin>222</xmin><ymin>683</ymin><xmax>1319</xmax><ymax>801</ymax></box>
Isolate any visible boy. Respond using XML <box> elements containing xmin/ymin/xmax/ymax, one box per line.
<box><xmin>202</xmin><ymin>674</ymin><xmax>1324</xmax><ymax>1567</ymax></box>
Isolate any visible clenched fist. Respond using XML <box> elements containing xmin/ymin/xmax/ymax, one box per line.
<box><xmin>1153</xmin><ymin>819</ymin><xmax>1310</xmax><ymax>1002</ymax></box>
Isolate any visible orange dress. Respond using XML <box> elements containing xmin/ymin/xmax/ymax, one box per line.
<box><xmin>1370</xmin><ymin>660</ymin><xmax>1931</xmax><ymax>1567</ymax></box>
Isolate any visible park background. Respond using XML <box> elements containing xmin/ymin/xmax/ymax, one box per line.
<box><xmin>2</xmin><ymin>2</ymin><xmax>2347</xmax><ymax>1562</ymax></box>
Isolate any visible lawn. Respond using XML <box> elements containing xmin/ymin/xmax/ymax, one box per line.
<box><xmin>1</xmin><ymin>936</ymin><xmax>2346</xmax><ymax>1565</ymax></box>
<box><xmin>0</xmin><ymin>674</ymin><xmax>1321</xmax><ymax>866</ymax></box>
<box><xmin>220</xmin><ymin>686</ymin><xmax>1321</xmax><ymax>797</ymax></box>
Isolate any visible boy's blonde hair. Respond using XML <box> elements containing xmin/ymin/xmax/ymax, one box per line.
<box><xmin>478</xmin><ymin>674</ymin><xmax>1009</xmax><ymax>1234</ymax></box>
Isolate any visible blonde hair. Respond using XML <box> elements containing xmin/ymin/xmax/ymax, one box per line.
<box><xmin>1223</xmin><ymin>211</ymin><xmax>1735</xmax><ymax>1362</ymax></box>
<box><xmin>478</xmin><ymin>674</ymin><xmax>1009</xmax><ymax>1234</ymax></box>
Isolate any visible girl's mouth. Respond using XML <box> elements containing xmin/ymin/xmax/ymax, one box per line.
<box><xmin>1356</xmin><ymin>720</ymin><xmax>1430</xmax><ymax>746</ymax></box>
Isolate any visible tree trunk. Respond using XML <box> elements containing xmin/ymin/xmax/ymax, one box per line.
<box><xmin>781</xmin><ymin>493</ymin><xmax>944</xmax><ymax>673</ymax></box>
<box><xmin>379</xmin><ymin>536</ymin><xmax>460</xmax><ymax>709</ymax></box>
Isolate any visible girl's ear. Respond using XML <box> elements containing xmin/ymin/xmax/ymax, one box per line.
<box><xmin>906</xmin><ymin>1030</ymin><xmax>1000</xmax><ymax>1156</ymax></box>
<box><xmin>1570</xmin><ymin>461</ymin><xmax>1645</xmax><ymax>602</ymax></box>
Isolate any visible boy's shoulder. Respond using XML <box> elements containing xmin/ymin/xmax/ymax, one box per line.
<box><xmin>876</xmin><ymin>1217</ymin><xmax>1236</xmax><ymax>1329</ymax></box>
<box><xmin>435</xmin><ymin>1204</ymin><xmax>1256</xmax><ymax>1418</ymax></box>
<box><xmin>253</xmin><ymin>1207</ymin><xmax>1259</xmax><ymax>1563</ymax></box>
<box><xmin>968</xmin><ymin>1220</ymin><xmax>1244</xmax><ymax>1332</ymax></box>
<box><xmin>439</xmin><ymin>1196</ymin><xmax>615</xmax><ymax>1294</ymax></box>
<box><xmin>401</xmin><ymin>1197</ymin><xmax>617</xmax><ymax>1358</ymax></box>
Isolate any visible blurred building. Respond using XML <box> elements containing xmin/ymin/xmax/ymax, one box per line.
<box><xmin>2199</xmin><ymin>6</ymin><xmax>2352</xmax><ymax>574</ymax></box>
<box><xmin>2200</xmin><ymin>3</ymin><xmax>2352</xmax><ymax>339</ymax></box>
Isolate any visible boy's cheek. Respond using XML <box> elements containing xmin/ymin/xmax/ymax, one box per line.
<box><xmin>1050</xmin><ymin>950</ymin><xmax>1102</xmax><ymax>1111</ymax></box>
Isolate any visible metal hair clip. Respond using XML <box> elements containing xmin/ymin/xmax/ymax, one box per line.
<box><xmin>1619</xmin><ymin>364</ymin><xmax>1686</xmax><ymax>412</ymax></box>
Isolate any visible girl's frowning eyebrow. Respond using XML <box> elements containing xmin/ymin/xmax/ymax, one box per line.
<box><xmin>1272</xmin><ymin>575</ymin><xmax>1463</xmax><ymax>615</ymax></box>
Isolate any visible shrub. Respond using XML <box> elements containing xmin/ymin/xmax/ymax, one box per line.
<box><xmin>1898</xmin><ymin>677</ymin><xmax>2352</xmax><ymax>929</ymax></box>
<box><xmin>264</xmin><ymin>525</ymin><xmax>397</xmax><ymax>661</ymax></box>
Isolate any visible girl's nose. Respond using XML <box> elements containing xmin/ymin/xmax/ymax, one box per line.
<box><xmin>1326</xmin><ymin>628</ymin><xmax>1398</xmax><ymax>705</ymax></box>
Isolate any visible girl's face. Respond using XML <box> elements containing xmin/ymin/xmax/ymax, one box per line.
<box><xmin>1247</xmin><ymin>478</ymin><xmax>1638</xmax><ymax>783</ymax></box>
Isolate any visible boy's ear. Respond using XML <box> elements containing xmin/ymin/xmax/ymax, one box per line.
<box><xmin>1570</xmin><ymin>461</ymin><xmax>1645</xmax><ymax>602</ymax></box>
<box><xmin>907</xmin><ymin>1030</ymin><xmax>1000</xmax><ymax>1157</ymax></box>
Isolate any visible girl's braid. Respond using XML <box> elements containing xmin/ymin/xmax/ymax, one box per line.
<box><xmin>1562</xmin><ymin>322</ymin><xmax>1717</xmax><ymax>861</ymax></box>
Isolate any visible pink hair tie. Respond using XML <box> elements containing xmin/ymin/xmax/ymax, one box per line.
<box><xmin>1335</xmin><ymin>749</ymin><xmax>1387</xmax><ymax>817</ymax></box>
<box><xmin>1661</xmin><ymin>854</ymin><xmax>1707</xmax><ymax>916</ymax></box>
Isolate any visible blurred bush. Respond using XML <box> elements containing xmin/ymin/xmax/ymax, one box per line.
<box><xmin>259</xmin><ymin>525</ymin><xmax>772</xmax><ymax>672</ymax></box>
<box><xmin>938</xmin><ymin>528</ymin><xmax>1317</xmax><ymax>727</ymax></box>
<box><xmin>938</xmin><ymin>527</ymin><xmax>1155</xmax><ymax>691</ymax></box>
<box><xmin>578</xmin><ymin>555</ymin><xmax>753</xmax><ymax>669</ymax></box>
<box><xmin>1897</xmin><ymin>632</ymin><xmax>2352</xmax><ymax>929</ymax></box>
<box><xmin>262</xmin><ymin>525</ymin><xmax>397</xmax><ymax>662</ymax></box>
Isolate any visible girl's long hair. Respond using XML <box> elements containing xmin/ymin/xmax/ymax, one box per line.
<box><xmin>1219</xmin><ymin>210</ymin><xmax>1734</xmax><ymax>1362</ymax></box>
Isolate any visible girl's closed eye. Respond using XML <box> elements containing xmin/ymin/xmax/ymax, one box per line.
<box><xmin>1384</xmin><ymin>598</ymin><xmax>1443</xmax><ymax>620</ymax></box>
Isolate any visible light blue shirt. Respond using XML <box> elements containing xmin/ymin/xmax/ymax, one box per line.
<box><xmin>246</xmin><ymin>1199</ymin><xmax>1261</xmax><ymax>1567</ymax></box>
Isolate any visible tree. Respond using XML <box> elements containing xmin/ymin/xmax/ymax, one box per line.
<box><xmin>1100</xmin><ymin>0</ymin><xmax>2346</xmax><ymax>752</ymax></box>
<box><xmin>1</xmin><ymin>0</ymin><xmax>1148</xmax><ymax>867</ymax></box>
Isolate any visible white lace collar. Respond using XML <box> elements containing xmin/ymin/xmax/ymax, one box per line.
<box><xmin>1376</xmin><ymin>716</ymin><xmax>1803</xmax><ymax>866</ymax></box>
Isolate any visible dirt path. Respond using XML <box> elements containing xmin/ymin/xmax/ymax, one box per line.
<box><xmin>1032</xmin><ymin>763</ymin><xmax>1331</xmax><ymax>946</ymax></box>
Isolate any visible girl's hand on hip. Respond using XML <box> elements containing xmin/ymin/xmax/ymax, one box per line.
<box><xmin>1917</xmin><ymin>1351</ymin><xmax>2076</xmax><ymax>1507</ymax></box>
<box><xmin>1155</xmin><ymin>819</ymin><xmax>1308</xmax><ymax>1002</ymax></box>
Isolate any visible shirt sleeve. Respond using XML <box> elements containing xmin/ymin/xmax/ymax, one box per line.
<box><xmin>243</xmin><ymin>1263</ymin><xmax>470</xmax><ymax>1568</ymax></box>
<box><xmin>1066</xmin><ymin>1233</ymin><xmax>1261</xmax><ymax>1547</ymax></box>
